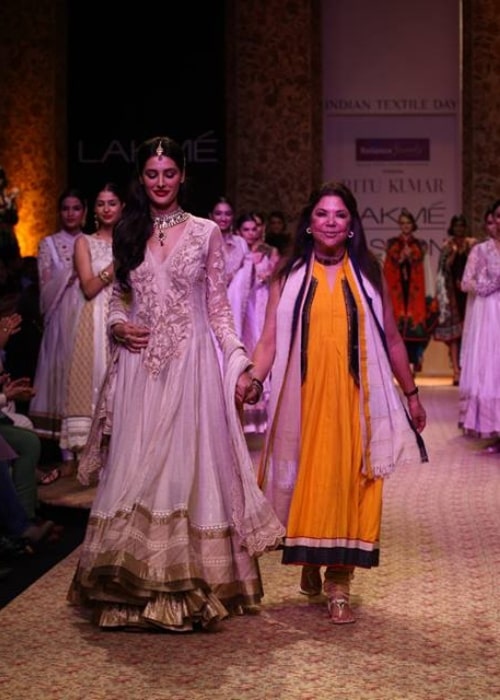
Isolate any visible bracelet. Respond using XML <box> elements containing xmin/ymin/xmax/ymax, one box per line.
<box><xmin>404</xmin><ymin>386</ymin><xmax>419</xmax><ymax>398</ymax></box>
<box><xmin>111</xmin><ymin>326</ymin><xmax>125</xmax><ymax>344</ymax></box>
<box><xmin>251</xmin><ymin>377</ymin><xmax>264</xmax><ymax>398</ymax></box>
<box><xmin>98</xmin><ymin>269</ymin><xmax>112</xmax><ymax>285</ymax></box>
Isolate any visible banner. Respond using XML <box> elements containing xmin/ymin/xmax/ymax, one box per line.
<box><xmin>322</xmin><ymin>0</ymin><xmax>461</xmax><ymax>373</ymax></box>
<box><xmin>322</xmin><ymin>0</ymin><xmax>461</xmax><ymax>262</ymax></box>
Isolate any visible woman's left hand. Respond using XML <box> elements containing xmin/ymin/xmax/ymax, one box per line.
<box><xmin>112</xmin><ymin>321</ymin><xmax>150</xmax><ymax>353</ymax></box>
<box><xmin>408</xmin><ymin>396</ymin><xmax>426</xmax><ymax>432</ymax></box>
<box><xmin>235</xmin><ymin>370</ymin><xmax>253</xmax><ymax>407</ymax></box>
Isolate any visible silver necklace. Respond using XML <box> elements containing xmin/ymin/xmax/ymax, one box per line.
<box><xmin>152</xmin><ymin>209</ymin><xmax>189</xmax><ymax>246</ymax></box>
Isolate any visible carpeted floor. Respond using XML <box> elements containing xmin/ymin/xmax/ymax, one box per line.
<box><xmin>0</xmin><ymin>384</ymin><xmax>499</xmax><ymax>700</ymax></box>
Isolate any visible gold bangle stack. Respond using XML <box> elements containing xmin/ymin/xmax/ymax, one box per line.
<box><xmin>99</xmin><ymin>269</ymin><xmax>112</xmax><ymax>285</ymax></box>
<box><xmin>111</xmin><ymin>328</ymin><xmax>126</xmax><ymax>344</ymax></box>
<box><xmin>246</xmin><ymin>376</ymin><xmax>264</xmax><ymax>406</ymax></box>
<box><xmin>251</xmin><ymin>377</ymin><xmax>264</xmax><ymax>399</ymax></box>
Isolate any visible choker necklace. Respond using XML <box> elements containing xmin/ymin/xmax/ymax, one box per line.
<box><xmin>314</xmin><ymin>249</ymin><xmax>346</xmax><ymax>266</ymax></box>
<box><xmin>153</xmin><ymin>209</ymin><xmax>189</xmax><ymax>246</ymax></box>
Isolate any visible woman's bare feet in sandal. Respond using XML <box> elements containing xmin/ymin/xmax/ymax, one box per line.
<box><xmin>327</xmin><ymin>595</ymin><xmax>356</xmax><ymax>624</ymax></box>
<box><xmin>323</xmin><ymin>566</ymin><xmax>356</xmax><ymax>624</ymax></box>
<box><xmin>37</xmin><ymin>467</ymin><xmax>61</xmax><ymax>485</ymax></box>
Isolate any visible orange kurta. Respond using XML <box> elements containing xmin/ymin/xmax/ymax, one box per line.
<box><xmin>284</xmin><ymin>261</ymin><xmax>382</xmax><ymax>568</ymax></box>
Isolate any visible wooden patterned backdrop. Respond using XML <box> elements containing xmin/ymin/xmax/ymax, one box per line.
<box><xmin>1</xmin><ymin>0</ymin><xmax>500</xmax><ymax>253</ymax></box>
<box><xmin>0</xmin><ymin>0</ymin><xmax>66</xmax><ymax>256</ymax></box>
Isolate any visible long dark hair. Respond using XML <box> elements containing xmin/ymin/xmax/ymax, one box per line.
<box><xmin>280</xmin><ymin>180</ymin><xmax>382</xmax><ymax>291</ymax></box>
<box><xmin>114</xmin><ymin>136</ymin><xmax>186</xmax><ymax>290</ymax></box>
<box><xmin>57</xmin><ymin>187</ymin><xmax>87</xmax><ymax>214</ymax></box>
<box><xmin>447</xmin><ymin>214</ymin><xmax>467</xmax><ymax>238</ymax></box>
<box><xmin>91</xmin><ymin>181</ymin><xmax>124</xmax><ymax>232</ymax></box>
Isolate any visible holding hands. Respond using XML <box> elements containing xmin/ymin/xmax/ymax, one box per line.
<box><xmin>235</xmin><ymin>372</ymin><xmax>264</xmax><ymax>408</ymax></box>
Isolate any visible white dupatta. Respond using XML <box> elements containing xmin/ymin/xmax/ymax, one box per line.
<box><xmin>258</xmin><ymin>257</ymin><xmax>428</xmax><ymax>525</ymax></box>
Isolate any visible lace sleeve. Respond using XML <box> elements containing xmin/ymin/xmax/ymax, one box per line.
<box><xmin>107</xmin><ymin>282</ymin><xmax>131</xmax><ymax>332</ymax></box>
<box><xmin>37</xmin><ymin>239</ymin><xmax>53</xmax><ymax>290</ymax></box>
<box><xmin>206</xmin><ymin>226</ymin><xmax>249</xmax><ymax>361</ymax></box>
<box><xmin>461</xmin><ymin>243</ymin><xmax>500</xmax><ymax>296</ymax></box>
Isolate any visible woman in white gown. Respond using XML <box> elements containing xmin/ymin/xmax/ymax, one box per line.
<box><xmin>59</xmin><ymin>182</ymin><xmax>124</xmax><ymax>459</ymax></box>
<box><xmin>459</xmin><ymin>199</ymin><xmax>500</xmax><ymax>453</ymax></box>
<box><xmin>208</xmin><ymin>196</ymin><xmax>249</xmax><ymax>286</ymax></box>
<box><xmin>68</xmin><ymin>136</ymin><xmax>284</xmax><ymax>632</ymax></box>
<box><xmin>29</xmin><ymin>188</ymin><xmax>87</xmax><ymax>475</ymax></box>
<box><xmin>236</xmin><ymin>212</ymin><xmax>279</xmax><ymax>434</ymax></box>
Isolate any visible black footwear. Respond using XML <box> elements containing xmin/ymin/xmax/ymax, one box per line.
<box><xmin>0</xmin><ymin>534</ymin><xmax>28</xmax><ymax>560</ymax></box>
<box><xmin>0</xmin><ymin>566</ymin><xmax>13</xmax><ymax>581</ymax></box>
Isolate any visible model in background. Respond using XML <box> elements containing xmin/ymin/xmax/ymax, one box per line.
<box><xmin>236</xmin><ymin>212</ymin><xmax>279</xmax><ymax>434</ymax></box>
<box><xmin>29</xmin><ymin>188</ymin><xmax>87</xmax><ymax>476</ymax></box>
<box><xmin>265</xmin><ymin>209</ymin><xmax>292</xmax><ymax>259</ymax></box>
<box><xmin>383</xmin><ymin>208</ymin><xmax>437</xmax><ymax>374</ymax></box>
<box><xmin>433</xmin><ymin>214</ymin><xmax>476</xmax><ymax>385</ymax></box>
<box><xmin>59</xmin><ymin>182</ymin><xmax>124</xmax><ymax>464</ymax></box>
<box><xmin>459</xmin><ymin>200</ymin><xmax>500</xmax><ymax>454</ymax></box>
<box><xmin>208</xmin><ymin>196</ymin><xmax>249</xmax><ymax>285</ymax></box>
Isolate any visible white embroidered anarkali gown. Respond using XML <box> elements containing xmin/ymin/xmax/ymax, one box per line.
<box><xmin>459</xmin><ymin>238</ymin><xmax>500</xmax><ymax>437</ymax></box>
<box><xmin>68</xmin><ymin>216</ymin><xmax>284</xmax><ymax>631</ymax></box>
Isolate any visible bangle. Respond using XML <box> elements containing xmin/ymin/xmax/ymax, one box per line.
<box><xmin>111</xmin><ymin>325</ymin><xmax>125</xmax><ymax>344</ymax></box>
<box><xmin>99</xmin><ymin>269</ymin><xmax>112</xmax><ymax>285</ymax></box>
<box><xmin>251</xmin><ymin>377</ymin><xmax>264</xmax><ymax>398</ymax></box>
<box><xmin>404</xmin><ymin>386</ymin><xmax>419</xmax><ymax>398</ymax></box>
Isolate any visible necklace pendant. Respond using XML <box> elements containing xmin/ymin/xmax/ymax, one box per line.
<box><xmin>153</xmin><ymin>208</ymin><xmax>189</xmax><ymax>246</ymax></box>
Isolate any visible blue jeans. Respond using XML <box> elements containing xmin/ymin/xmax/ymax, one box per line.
<box><xmin>0</xmin><ymin>424</ymin><xmax>40</xmax><ymax>519</ymax></box>
<box><xmin>0</xmin><ymin>459</ymin><xmax>30</xmax><ymax>537</ymax></box>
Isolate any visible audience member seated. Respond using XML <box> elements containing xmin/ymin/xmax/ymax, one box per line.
<box><xmin>0</xmin><ymin>434</ymin><xmax>53</xmax><ymax>576</ymax></box>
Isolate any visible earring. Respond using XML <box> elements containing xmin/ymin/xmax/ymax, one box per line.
<box><xmin>306</xmin><ymin>227</ymin><xmax>312</xmax><ymax>235</ymax></box>
<box><xmin>348</xmin><ymin>230</ymin><xmax>354</xmax><ymax>238</ymax></box>
<box><xmin>94</xmin><ymin>215</ymin><xmax>99</xmax><ymax>231</ymax></box>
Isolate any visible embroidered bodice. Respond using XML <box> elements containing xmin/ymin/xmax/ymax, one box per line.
<box><xmin>461</xmin><ymin>239</ymin><xmax>500</xmax><ymax>297</ymax></box>
<box><xmin>108</xmin><ymin>217</ymin><xmax>243</xmax><ymax>377</ymax></box>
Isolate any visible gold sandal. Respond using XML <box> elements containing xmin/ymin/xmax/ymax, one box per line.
<box><xmin>327</xmin><ymin>594</ymin><xmax>356</xmax><ymax>624</ymax></box>
<box><xmin>323</xmin><ymin>567</ymin><xmax>356</xmax><ymax>624</ymax></box>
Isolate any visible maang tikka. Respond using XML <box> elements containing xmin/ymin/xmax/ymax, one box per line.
<box><xmin>156</xmin><ymin>139</ymin><xmax>164</xmax><ymax>157</ymax></box>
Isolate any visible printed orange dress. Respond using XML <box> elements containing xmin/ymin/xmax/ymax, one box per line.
<box><xmin>383</xmin><ymin>234</ymin><xmax>437</xmax><ymax>369</ymax></box>
<box><xmin>284</xmin><ymin>261</ymin><xmax>382</xmax><ymax>567</ymax></box>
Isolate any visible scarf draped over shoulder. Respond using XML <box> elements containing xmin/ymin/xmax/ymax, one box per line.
<box><xmin>258</xmin><ymin>256</ymin><xmax>428</xmax><ymax>525</ymax></box>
